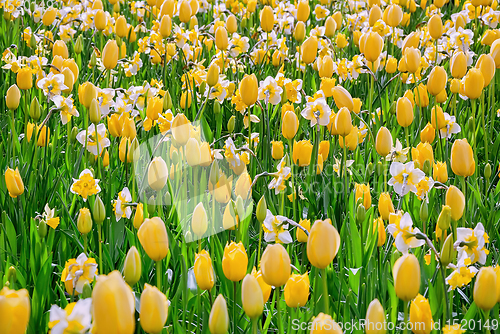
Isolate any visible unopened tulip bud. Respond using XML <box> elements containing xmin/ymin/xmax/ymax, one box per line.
<box><xmin>6</xmin><ymin>84</ymin><xmax>20</xmax><ymax>110</ymax></box>
<box><xmin>7</xmin><ymin>266</ymin><xmax>17</xmax><ymax>284</ymax></box>
<box><xmin>89</xmin><ymin>98</ymin><xmax>101</xmax><ymax>124</ymax></box>
<box><xmin>90</xmin><ymin>50</ymin><xmax>97</xmax><ymax>67</ymax></box>
<box><xmin>77</xmin><ymin>208</ymin><xmax>93</xmax><ymax>234</ymax></box>
<box><xmin>123</xmin><ymin>246</ymin><xmax>142</xmax><ymax>286</ymax></box>
<box><xmin>485</xmin><ymin>163</ymin><xmax>492</xmax><ymax>179</ymax></box>
<box><xmin>437</xmin><ymin>205</ymin><xmax>451</xmax><ymax>230</ymax></box>
<box><xmin>440</xmin><ymin>234</ymin><xmax>456</xmax><ymax>267</ymax></box>
<box><xmin>375</xmin><ymin>161</ymin><xmax>383</xmax><ymax>175</ymax></box>
<box><xmin>30</xmin><ymin>97</ymin><xmax>41</xmax><ymax>121</ymax></box>
<box><xmin>365</xmin><ymin>299</ymin><xmax>386</xmax><ymax>334</ymax></box>
<box><xmin>366</xmin><ymin>162</ymin><xmax>374</xmax><ymax>178</ymax></box>
<box><xmin>227</xmin><ymin>115</ymin><xmax>236</xmax><ymax>133</ymax></box>
<box><xmin>356</xmin><ymin>204</ymin><xmax>366</xmax><ymax>223</ymax></box>
<box><xmin>93</xmin><ymin>194</ymin><xmax>106</xmax><ymax>224</ymax></box>
<box><xmin>75</xmin><ymin>35</ymin><xmax>84</xmax><ymax>54</ymax></box>
<box><xmin>242</xmin><ymin>274</ymin><xmax>264</xmax><ymax>319</ymax></box>
<box><xmin>474</xmin><ymin>267</ymin><xmax>498</xmax><ymax>311</ymax></box>
<box><xmin>209</xmin><ymin>295</ymin><xmax>229</xmax><ymax>334</ymax></box>
<box><xmin>393</xmin><ymin>253</ymin><xmax>421</xmax><ymax>301</ymax></box>
<box><xmin>163</xmin><ymin>90</ymin><xmax>173</xmax><ymax>110</ymax></box>
<box><xmin>38</xmin><ymin>220</ymin><xmax>48</xmax><ymax>238</ymax></box>
<box><xmin>420</xmin><ymin>200</ymin><xmax>428</xmax><ymax>222</ymax></box>
<box><xmin>81</xmin><ymin>282</ymin><xmax>92</xmax><ymax>299</ymax></box>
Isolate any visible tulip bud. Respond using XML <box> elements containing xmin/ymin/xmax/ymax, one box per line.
<box><xmin>38</xmin><ymin>220</ymin><xmax>48</xmax><ymax>238</ymax></box>
<box><xmin>93</xmin><ymin>194</ymin><xmax>106</xmax><ymax>224</ymax></box>
<box><xmin>335</xmin><ymin>107</ymin><xmax>352</xmax><ymax>136</ymax></box>
<box><xmin>366</xmin><ymin>162</ymin><xmax>375</xmax><ymax>178</ymax></box>
<box><xmin>77</xmin><ymin>208</ymin><xmax>93</xmax><ymax>234</ymax></box>
<box><xmin>215</xmin><ymin>26</ymin><xmax>228</xmax><ymax>50</ymax></box>
<box><xmin>436</xmin><ymin>205</ymin><xmax>451</xmax><ymax>230</ymax></box>
<box><xmin>30</xmin><ymin>97</ymin><xmax>41</xmax><ymax>121</ymax></box>
<box><xmin>364</xmin><ymin>31</ymin><xmax>384</xmax><ymax>63</ymax></box>
<box><xmin>16</xmin><ymin>67</ymin><xmax>33</xmax><ymax>90</ymax></box>
<box><xmin>140</xmin><ymin>284</ymin><xmax>169</xmax><ymax>334</ymax></box>
<box><xmin>206</xmin><ymin>63</ymin><xmax>220</xmax><ymax>87</ymax></box>
<box><xmin>451</xmin><ymin>138</ymin><xmax>475</xmax><ymax>177</ymax></box>
<box><xmin>102</xmin><ymin>40</ymin><xmax>119</xmax><ymax>70</ymax></box>
<box><xmin>433</xmin><ymin>161</ymin><xmax>448</xmax><ymax>183</ymax></box>
<box><xmin>192</xmin><ymin>202</ymin><xmax>208</xmax><ymax>238</ymax></box>
<box><xmin>241</xmin><ymin>274</ymin><xmax>264</xmax><ymax>319</ymax></box>
<box><xmin>282</xmin><ymin>110</ymin><xmax>299</xmax><ymax>139</ymax></box>
<box><xmin>123</xmin><ymin>246</ymin><xmax>141</xmax><ymax>286</ymax></box>
<box><xmin>260</xmin><ymin>6</ymin><xmax>274</xmax><ymax>32</ymax></box>
<box><xmin>393</xmin><ymin>253</ymin><xmax>421</xmax><ymax>302</ymax></box>
<box><xmin>171</xmin><ymin>113</ymin><xmax>190</xmax><ymax>146</ymax></box>
<box><xmin>227</xmin><ymin>115</ymin><xmax>235</xmax><ymax>133</ymax></box>
<box><xmin>88</xmin><ymin>98</ymin><xmax>100</xmax><ymax>124</ymax></box>
<box><xmin>79</xmin><ymin>82</ymin><xmax>98</xmax><ymax>109</ymax></box>
<box><xmin>332</xmin><ymin>85</ymin><xmax>354</xmax><ymax>111</ymax></box>
<box><xmin>138</xmin><ymin>217</ymin><xmax>169</xmax><ymax>261</ymax></box>
<box><xmin>440</xmin><ymin>234</ymin><xmax>456</xmax><ymax>267</ymax></box>
<box><xmin>476</xmin><ymin>54</ymin><xmax>496</xmax><ymax>88</ymax></box>
<box><xmin>404</xmin><ymin>47</ymin><xmax>421</xmax><ymax>73</ymax></box>
<box><xmin>324</xmin><ymin>16</ymin><xmax>337</xmax><ymax>38</ymax></box>
<box><xmin>160</xmin><ymin>15</ymin><xmax>172</xmax><ymax>38</ymax></box>
<box><xmin>301</xmin><ymin>35</ymin><xmax>318</xmax><ymax>65</ymax></box>
<box><xmin>450</xmin><ymin>51</ymin><xmax>467</xmax><ymax>78</ymax></box>
<box><xmin>148</xmin><ymin>157</ymin><xmax>168</xmax><ymax>191</ymax></box>
<box><xmin>115</xmin><ymin>15</ymin><xmax>128</xmax><ymax>38</ymax></box>
<box><xmin>260</xmin><ymin>244</ymin><xmax>291</xmax><ymax>287</ymax></box>
<box><xmin>485</xmin><ymin>163</ymin><xmax>492</xmax><ymax>179</ymax></box>
<box><xmin>6</xmin><ymin>84</ymin><xmax>20</xmax><ymax>110</ymax></box>
<box><xmin>419</xmin><ymin>201</ymin><xmax>428</xmax><ymax>222</ymax></box>
<box><xmin>378</xmin><ymin>192</ymin><xmax>395</xmax><ymax>220</ymax></box>
<box><xmin>74</xmin><ymin>34</ymin><xmax>84</xmax><ymax>54</ymax></box>
<box><xmin>209</xmin><ymin>295</ymin><xmax>229</xmax><ymax>334</ymax></box>
<box><xmin>356</xmin><ymin>203</ymin><xmax>366</xmax><ymax>224</ymax></box>
<box><xmin>428</xmin><ymin>14</ymin><xmax>442</xmax><ymax>40</ymax></box>
<box><xmin>369</xmin><ymin>5</ymin><xmax>382</xmax><ymax>26</ymax></box>
<box><xmin>365</xmin><ymin>299</ymin><xmax>386</xmax><ymax>334</ymax></box>
<box><xmin>474</xmin><ymin>267</ymin><xmax>498</xmax><ymax>311</ymax></box>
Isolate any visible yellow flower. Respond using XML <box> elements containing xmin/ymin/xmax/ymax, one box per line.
<box><xmin>70</xmin><ymin>169</ymin><xmax>101</xmax><ymax>201</ymax></box>
<box><xmin>61</xmin><ymin>253</ymin><xmax>98</xmax><ymax>295</ymax></box>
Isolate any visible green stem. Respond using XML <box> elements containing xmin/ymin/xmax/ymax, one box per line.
<box><xmin>252</xmin><ymin>317</ymin><xmax>258</xmax><ymax>334</ymax></box>
<box><xmin>157</xmin><ymin>260</ymin><xmax>162</xmax><ymax>291</ymax></box>
<box><xmin>481</xmin><ymin>93</ymin><xmax>488</xmax><ymax>162</ymax></box>
<box><xmin>321</xmin><ymin>268</ymin><xmax>329</xmax><ymax>313</ymax></box>
<box><xmin>97</xmin><ymin>224</ymin><xmax>103</xmax><ymax>273</ymax></box>
<box><xmin>276</xmin><ymin>288</ymin><xmax>284</xmax><ymax>334</ymax></box>
<box><xmin>403</xmin><ymin>301</ymin><xmax>409</xmax><ymax>334</ymax></box>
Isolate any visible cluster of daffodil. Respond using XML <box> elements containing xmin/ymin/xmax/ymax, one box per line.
<box><xmin>2</xmin><ymin>0</ymin><xmax>500</xmax><ymax>332</ymax></box>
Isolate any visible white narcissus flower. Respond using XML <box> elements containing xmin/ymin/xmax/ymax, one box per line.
<box><xmin>37</xmin><ymin>73</ymin><xmax>68</xmax><ymax>97</ymax></box>
<box><xmin>268</xmin><ymin>157</ymin><xmax>291</xmax><ymax>195</ymax></box>
<box><xmin>76</xmin><ymin>124</ymin><xmax>111</xmax><ymax>156</ymax></box>
<box><xmin>454</xmin><ymin>223</ymin><xmax>489</xmax><ymax>265</ymax></box>
<box><xmin>49</xmin><ymin>298</ymin><xmax>92</xmax><ymax>334</ymax></box>
<box><xmin>439</xmin><ymin>112</ymin><xmax>461</xmax><ymax>139</ymax></box>
<box><xmin>263</xmin><ymin>210</ymin><xmax>293</xmax><ymax>244</ymax></box>
<box><xmin>52</xmin><ymin>94</ymin><xmax>79</xmax><ymax>125</ymax></box>
<box><xmin>258</xmin><ymin>76</ymin><xmax>283</xmax><ymax>105</ymax></box>
<box><xmin>387</xmin><ymin>212</ymin><xmax>425</xmax><ymax>253</ymax></box>
<box><xmin>301</xmin><ymin>97</ymin><xmax>331</xmax><ymax>126</ymax></box>
<box><xmin>388</xmin><ymin>161</ymin><xmax>425</xmax><ymax>196</ymax></box>
<box><xmin>114</xmin><ymin>187</ymin><xmax>133</xmax><ymax>221</ymax></box>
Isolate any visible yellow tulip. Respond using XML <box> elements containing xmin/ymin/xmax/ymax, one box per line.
<box><xmin>271</xmin><ymin>141</ymin><xmax>284</xmax><ymax>159</ymax></box>
<box><xmin>433</xmin><ymin>161</ymin><xmax>448</xmax><ymax>183</ymax></box>
<box><xmin>383</xmin><ymin>4</ymin><xmax>403</xmax><ymax>27</ymax></box>
<box><xmin>192</xmin><ymin>202</ymin><xmax>208</xmax><ymax>237</ymax></box>
<box><xmin>396</xmin><ymin>96</ymin><xmax>413</xmax><ymax>127</ymax></box>
<box><xmin>209</xmin><ymin>295</ymin><xmax>229</xmax><ymax>334</ymax></box>
<box><xmin>53</xmin><ymin>40</ymin><xmax>69</xmax><ymax>59</ymax></box>
<box><xmin>178</xmin><ymin>0</ymin><xmax>192</xmax><ymax>23</ymax></box>
<box><xmin>404</xmin><ymin>47</ymin><xmax>421</xmax><ymax>73</ymax></box>
<box><xmin>445</xmin><ymin>185</ymin><xmax>465</xmax><ymax>221</ymax></box>
<box><xmin>385</xmin><ymin>57</ymin><xmax>398</xmax><ymax>74</ymax></box>
<box><xmin>474</xmin><ymin>267</ymin><xmax>498</xmax><ymax>311</ymax></box>
<box><xmin>115</xmin><ymin>15</ymin><xmax>128</xmax><ymax>38</ymax></box>
<box><xmin>61</xmin><ymin>67</ymin><xmax>75</xmax><ymax>93</ymax></box>
<box><xmin>6</xmin><ymin>84</ymin><xmax>20</xmax><ymax>110</ymax></box>
<box><xmin>239</xmin><ymin>74</ymin><xmax>258</xmax><ymax>107</ymax></box>
<box><xmin>307</xmin><ymin>219</ymin><xmax>340</xmax><ymax>269</ymax></box>
<box><xmin>79</xmin><ymin>82</ymin><xmax>98</xmax><ymax>109</ymax></box>
<box><xmin>260</xmin><ymin>6</ymin><xmax>274</xmax><ymax>32</ymax></box>
<box><xmin>0</xmin><ymin>287</ymin><xmax>30</xmax><ymax>334</ymax></box>
<box><xmin>171</xmin><ymin>113</ymin><xmax>190</xmax><ymax>146</ymax></box>
<box><xmin>206</xmin><ymin>63</ymin><xmax>220</xmax><ymax>87</ymax></box>
<box><xmin>318</xmin><ymin>55</ymin><xmax>334</xmax><ymax>78</ymax></box>
<box><xmin>282</xmin><ymin>110</ymin><xmax>299</xmax><ymax>139</ymax></box>
<box><xmin>332</xmin><ymin>85</ymin><xmax>354</xmax><ymax>111</ymax></box>
<box><xmin>251</xmin><ymin>267</ymin><xmax>272</xmax><ymax>303</ymax></box>
<box><xmin>16</xmin><ymin>67</ymin><xmax>33</xmax><ymax>90</ymax></box>
<box><xmin>296</xmin><ymin>1</ymin><xmax>310</xmax><ymax>21</ymax></box>
<box><xmin>378</xmin><ymin>192</ymin><xmax>395</xmax><ymax>220</ymax></box>
<box><xmin>241</xmin><ymin>274</ymin><xmax>264</xmax><ymax>319</ymax></box>
<box><xmin>4</xmin><ymin>167</ymin><xmax>24</xmax><ymax>198</ymax></box>
<box><xmin>222</xmin><ymin>241</ymin><xmax>248</xmax><ymax>282</ymax></box>
<box><xmin>215</xmin><ymin>26</ymin><xmax>228</xmax><ymax>50</ymax></box>
<box><xmin>393</xmin><ymin>253</ymin><xmax>420</xmax><ymax>301</ymax></box>
<box><xmin>450</xmin><ymin>51</ymin><xmax>467</xmax><ymax>78</ymax></box>
<box><xmin>102</xmin><ymin>40</ymin><xmax>119</xmax><ymax>70</ymax></box>
<box><xmin>296</xmin><ymin>219</ymin><xmax>311</xmax><ymax>243</ymax></box>
<box><xmin>420</xmin><ymin>122</ymin><xmax>435</xmax><ymax>143</ymax></box>
<box><xmin>140</xmin><ymin>284</ymin><xmax>169</xmax><ymax>334</ymax></box>
<box><xmin>490</xmin><ymin>39</ymin><xmax>500</xmax><ymax>68</ymax></box>
<box><xmin>495</xmin><ymin>266</ymin><xmax>500</xmax><ymax>303</ymax></box>
<box><xmin>301</xmin><ymin>36</ymin><xmax>318</xmax><ymax>64</ymax></box>
<box><xmin>476</xmin><ymin>54</ymin><xmax>496</xmax><ymax>87</ymax></box>
<box><xmin>284</xmin><ymin>273</ymin><xmax>309</xmax><ymax>308</ymax></box>
<box><xmin>194</xmin><ymin>250</ymin><xmax>215</xmax><ymax>290</ymax></box>
<box><xmin>374</xmin><ymin>217</ymin><xmax>387</xmax><ymax>247</ymax></box>
<box><xmin>186</xmin><ymin>137</ymin><xmax>201</xmax><ymax>167</ymax></box>
<box><xmin>428</xmin><ymin>14</ymin><xmax>442</xmax><ymax>40</ymax></box>
<box><xmin>401</xmin><ymin>31</ymin><xmax>420</xmax><ymax>53</ymax></box>
<box><xmin>42</xmin><ymin>7</ymin><xmax>58</xmax><ymax>26</ymax></box>
<box><xmin>369</xmin><ymin>5</ymin><xmax>382</xmax><ymax>26</ymax></box>
<box><xmin>293</xmin><ymin>140</ymin><xmax>313</xmax><ymax>166</ymax></box>
<box><xmin>138</xmin><ymin>217</ymin><xmax>169</xmax><ymax>262</ymax></box>
<box><xmin>260</xmin><ymin>243</ymin><xmax>291</xmax><ymax>287</ymax></box>
<box><xmin>310</xmin><ymin>313</ymin><xmax>343</xmax><ymax>333</ymax></box>
<box><xmin>159</xmin><ymin>15</ymin><xmax>172</xmax><ymax>38</ymax></box>
<box><xmin>365</xmin><ymin>298</ymin><xmax>386</xmax><ymax>334</ymax></box>
<box><xmin>336</xmin><ymin>33</ymin><xmax>348</xmax><ymax>48</ymax></box>
<box><xmin>294</xmin><ymin>21</ymin><xmax>306</xmax><ymax>42</ymax></box>
<box><xmin>123</xmin><ymin>246</ymin><xmax>141</xmax><ymax>286</ymax></box>
<box><xmin>94</xmin><ymin>9</ymin><xmax>107</xmax><ymax>30</ymax></box>
<box><xmin>364</xmin><ymin>31</ymin><xmax>384</xmax><ymax>63</ymax></box>
<box><xmin>412</xmin><ymin>142</ymin><xmax>434</xmax><ymax>168</ymax></box>
<box><xmin>355</xmin><ymin>183</ymin><xmax>371</xmax><ymax>209</ymax></box>
<box><xmin>427</xmin><ymin>66</ymin><xmax>447</xmax><ymax>96</ymax></box>
<box><xmin>109</xmin><ymin>114</ymin><xmax>123</xmax><ymax>138</ymax></box>
<box><xmin>333</xmin><ymin>11</ymin><xmax>342</xmax><ymax>28</ymax></box>
<box><xmin>92</xmin><ymin>271</ymin><xmax>135</xmax><ymax>334</ymax></box>
<box><xmin>148</xmin><ymin>157</ymin><xmax>168</xmax><ymax>191</ymax></box>
<box><xmin>450</xmin><ymin>138</ymin><xmax>475</xmax><ymax>177</ymax></box>
<box><xmin>409</xmin><ymin>295</ymin><xmax>433</xmax><ymax>334</ymax></box>
<box><xmin>226</xmin><ymin>14</ymin><xmax>237</xmax><ymax>33</ymax></box>
<box><xmin>375</xmin><ymin>126</ymin><xmax>392</xmax><ymax>157</ymax></box>
<box><xmin>77</xmin><ymin>207</ymin><xmax>93</xmax><ymax>234</ymax></box>
<box><xmin>324</xmin><ymin>16</ymin><xmax>337</xmax><ymax>38</ymax></box>
<box><xmin>335</xmin><ymin>106</ymin><xmax>352</xmax><ymax>136</ymax></box>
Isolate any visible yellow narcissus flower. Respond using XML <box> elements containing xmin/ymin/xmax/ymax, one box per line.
<box><xmin>61</xmin><ymin>253</ymin><xmax>98</xmax><ymax>295</ymax></box>
<box><xmin>194</xmin><ymin>250</ymin><xmax>215</xmax><ymax>291</ymax></box>
<box><xmin>393</xmin><ymin>253</ymin><xmax>420</xmax><ymax>302</ymax></box>
<box><xmin>284</xmin><ymin>273</ymin><xmax>309</xmax><ymax>308</ymax></box>
<box><xmin>0</xmin><ymin>287</ymin><xmax>30</xmax><ymax>334</ymax></box>
<box><xmin>92</xmin><ymin>271</ymin><xmax>135</xmax><ymax>334</ymax></box>
<box><xmin>450</xmin><ymin>139</ymin><xmax>475</xmax><ymax>176</ymax></box>
<box><xmin>222</xmin><ymin>241</ymin><xmax>248</xmax><ymax>282</ymax></box>
<box><xmin>241</xmin><ymin>274</ymin><xmax>264</xmax><ymax>319</ymax></box>
<box><xmin>209</xmin><ymin>295</ymin><xmax>229</xmax><ymax>334</ymax></box>
<box><xmin>307</xmin><ymin>219</ymin><xmax>341</xmax><ymax>269</ymax></box>
<box><xmin>409</xmin><ymin>294</ymin><xmax>433</xmax><ymax>334</ymax></box>
<box><xmin>138</xmin><ymin>217</ymin><xmax>169</xmax><ymax>262</ymax></box>
<box><xmin>70</xmin><ymin>168</ymin><xmax>101</xmax><ymax>201</ymax></box>
<box><xmin>140</xmin><ymin>284</ymin><xmax>169</xmax><ymax>334</ymax></box>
